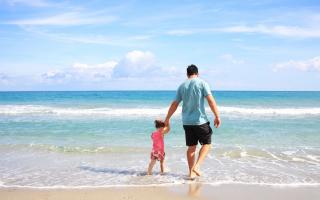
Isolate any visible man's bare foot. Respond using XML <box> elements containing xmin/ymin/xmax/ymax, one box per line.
<box><xmin>192</xmin><ymin>166</ymin><xmax>201</xmax><ymax>176</ymax></box>
<box><xmin>189</xmin><ymin>170</ymin><xmax>197</xmax><ymax>179</ymax></box>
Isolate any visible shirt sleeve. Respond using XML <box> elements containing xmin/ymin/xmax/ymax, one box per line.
<box><xmin>174</xmin><ymin>85</ymin><xmax>182</xmax><ymax>103</ymax></box>
<box><xmin>203</xmin><ymin>81</ymin><xmax>212</xmax><ymax>97</ymax></box>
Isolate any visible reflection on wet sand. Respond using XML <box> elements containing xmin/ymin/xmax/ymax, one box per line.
<box><xmin>188</xmin><ymin>183</ymin><xmax>202</xmax><ymax>197</ymax></box>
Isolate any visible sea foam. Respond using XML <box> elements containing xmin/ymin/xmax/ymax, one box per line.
<box><xmin>1</xmin><ymin>105</ymin><xmax>320</xmax><ymax>116</ymax></box>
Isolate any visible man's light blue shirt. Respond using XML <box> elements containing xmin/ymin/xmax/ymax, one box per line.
<box><xmin>175</xmin><ymin>77</ymin><xmax>212</xmax><ymax>125</ymax></box>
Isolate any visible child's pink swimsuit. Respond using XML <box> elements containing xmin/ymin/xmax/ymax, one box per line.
<box><xmin>150</xmin><ymin>130</ymin><xmax>165</xmax><ymax>161</ymax></box>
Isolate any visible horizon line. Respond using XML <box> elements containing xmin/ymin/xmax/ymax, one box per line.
<box><xmin>1</xmin><ymin>90</ymin><xmax>320</xmax><ymax>92</ymax></box>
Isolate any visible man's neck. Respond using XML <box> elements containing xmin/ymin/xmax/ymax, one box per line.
<box><xmin>188</xmin><ymin>75</ymin><xmax>198</xmax><ymax>79</ymax></box>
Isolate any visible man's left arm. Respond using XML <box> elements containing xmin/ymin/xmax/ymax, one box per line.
<box><xmin>164</xmin><ymin>101</ymin><xmax>180</xmax><ymax>126</ymax></box>
<box><xmin>206</xmin><ymin>94</ymin><xmax>221</xmax><ymax>128</ymax></box>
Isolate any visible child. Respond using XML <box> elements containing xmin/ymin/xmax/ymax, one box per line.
<box><xmin>147</xmin><ymin>119</ymin><xmax>170</xmax><ymax>175</ymax></box>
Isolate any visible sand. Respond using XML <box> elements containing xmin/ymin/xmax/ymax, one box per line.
<box><xmin>1</xmin><ymin>183</ymin><xmax>320</xmax><ymax>200</ymax></box>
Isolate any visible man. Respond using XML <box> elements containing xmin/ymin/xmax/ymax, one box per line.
<box><xmin>165</xmin><ymin>64</ymin><xmax>221</xmax><ymax>179</ymax></box>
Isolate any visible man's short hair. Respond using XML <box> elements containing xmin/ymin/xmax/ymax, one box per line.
<box><xmin>187</xmin><ymin>64</ymin><xmax>198</xmax><ymax>76</ymax></box>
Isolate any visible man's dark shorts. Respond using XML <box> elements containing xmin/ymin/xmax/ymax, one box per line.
<box><xmin>183</xmin><ymin>122</ymin><xmax>213</xmax><ymax>146</ymax></box>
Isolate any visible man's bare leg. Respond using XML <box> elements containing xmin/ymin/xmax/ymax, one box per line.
<box><xmin>147</xmin><ymin>159</ymin><xmax>156</xmax><ymax>175</ymax></box>
<box><xmin>192</xmin><ymin>144</ymin><xmax>211</xmax><ymax>176</ymax></box>
<box><xmin>187</xmin><ymin>145</ymin><xmax>197</xmax><ymax>178</ymax></box>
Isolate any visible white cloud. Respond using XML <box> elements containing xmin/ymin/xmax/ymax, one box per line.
<box><xmin>2</xmin><ymin>0</ymin><xmax>51</xmax><ymax>7</ymax></box>
<box><xmin>5</xmin><ymin>12</ymin><xmax>117</xmax><ymax>26</ymax></box>
<box><xmin>0</xmin><ymin>73</ymin><xmax>10</xmax><ymax>85</ymax></box>
<box><xmin>40</xmin><ymin>70</ymin><xmax>72</xmax><ymax>83</ymax></box>
<box><xmin>273</xmin><ymin>56</ymin><xmax>320</xmax><ymax>72</ymax></box>
<box><xmin>124</xmin><ymin>51</ymin><xmax>155</xmax><ymax>68</ymax></box>
<box><xmin>39</xmin><ymin>50</ymin><xmax>179</xmax><ymax>84</ymax></box>
<box><xmin>167</xmin><ymin>25</ymin><xmax>320</xmax><ymax>38</ymax></box>
<box><xmin>123</xmin><ymin>4</ymin><xmax>209</xmax><ymax>27</ymax></box>
<box><xmin>113</xmin><ymin>50</ymin><xmax>156</xmax><ymax>77</ymax></box>
<box><xmin>220</xmin><ymin>54</ymin><xmax>245</xmax><ymax>64</ymax></box>
<box><xmin>47</xmin><ymin>34</ymin><xmax>150</xmax><ymax>46</ymax></box>
<box><xmin>73</xmin><ymin>61</ymin><xmax>118</xmax><ymax>71</ymax></box>
<box><xmin>219</xmin><ymin>25</ymin><xmax>320</xmax><ymax>38</ymax></box>
<box><xmin>19</xmin><ymin>26</ymin><xmax>150</xmax><ymax>46</ymax></box>
<box><xmin>72</xmin><ymin>61</ymin><xmax>118</xmax><ymax>80</ymax></box>
<box><xmin>70</xmin><ymin>50</ymin><xmax>178</xmax><ymax>79</ymax></box>
<box><xmin>0</xmin><ymin>73</ymin><xmax>8</xmax><ymax>79</ymax></box>
<box><xmin>166</xmin><ymin>30</ymin><xmax>195</xmax><ymax>36</ymax></box>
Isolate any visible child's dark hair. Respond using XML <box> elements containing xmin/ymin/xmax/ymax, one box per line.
<box><xmin>154</xmin><ymin>120</ymin><xmax>165</xmax><ymax>128</ymax></box>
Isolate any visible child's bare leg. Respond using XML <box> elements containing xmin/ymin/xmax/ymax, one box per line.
<box><xmin>147</xmin><ymin>159</ymin><xmax>156</xmax><ymax>175</ymax></box>
<box><xmin>160</xmin><ymin>159</ymin><xmax>165</xmax><ymax>174</ymax></box>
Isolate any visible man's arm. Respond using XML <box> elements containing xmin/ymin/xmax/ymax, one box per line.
<box><xmin>164</xmin><ymin>101</ymin><xmax>180</xmax><ymax>125</ymax></box>
<box><xmin>206</xmin><ymin>94</ymin><xmax>221</xmax><ymax>128</ymax></box>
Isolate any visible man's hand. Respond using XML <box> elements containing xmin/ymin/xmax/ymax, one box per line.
<box><xmin>214</xmin><ymin>117</ymin><xmax>221</xmax><ymax>128</ymax></box>
<box><xmin>206</xmin><ymin>95</ymin><xmax>220</xmax><ymax>128</ymax></box>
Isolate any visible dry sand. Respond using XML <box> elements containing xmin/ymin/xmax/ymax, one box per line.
<box><xmin>1</xmin><ymin>183</ymin><xmax>319</xmax><ymax>200</ymax></box>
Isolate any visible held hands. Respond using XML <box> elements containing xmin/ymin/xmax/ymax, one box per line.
<box><xmin>214</xmin><ymin>117</ymin><xmax>221</xmax><ymax>128</ymax></box>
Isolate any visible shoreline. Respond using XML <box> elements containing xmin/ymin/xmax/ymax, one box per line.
<box><xmin>1</xmin><ymin>181</ymin><xmax>320</xmax><ymax>189</ymax></box>
<box><xmin>1</xmin><ymin>183</ymin><xmax>319</xmax><ymax>200</ymax></box>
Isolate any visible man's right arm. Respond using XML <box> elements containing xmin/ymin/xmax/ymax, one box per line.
<box><xmin>164</xmin><ymin>101</ymin><xmax>180</xmax><ymax>125</ymax></box>
<box><xmin>206</xmin><ymin>94</ymin><xmax>221</xmax><ymax>128</ymax></box>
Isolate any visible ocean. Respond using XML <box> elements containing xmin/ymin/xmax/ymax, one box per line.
<box><xmin>0</xmin><ymin>91</ymin><xmax>320</xmax><ymax>187</ymax></box>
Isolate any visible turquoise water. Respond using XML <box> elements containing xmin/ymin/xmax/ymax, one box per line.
<box><xmin>0</xmin><ymin>91</ymin><xmax>320</xmax><ymax>187</ymax></box>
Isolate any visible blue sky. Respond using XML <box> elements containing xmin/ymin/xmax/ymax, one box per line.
<box><xmin>0</xmin><ymin>0</ymin><xmax>320</xmax><ymax>91</ymax></box>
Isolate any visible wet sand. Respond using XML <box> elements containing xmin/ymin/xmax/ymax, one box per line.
<box><xmin>1</xmin><ymin>183</ymin><xmax>319</xmax><ymax>200</ymax></box>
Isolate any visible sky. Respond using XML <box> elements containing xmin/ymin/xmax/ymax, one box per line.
<box><xmin>0</xmin><ymin>0</ymin><xmax>320</xmax><ymax>91</ymax></box>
